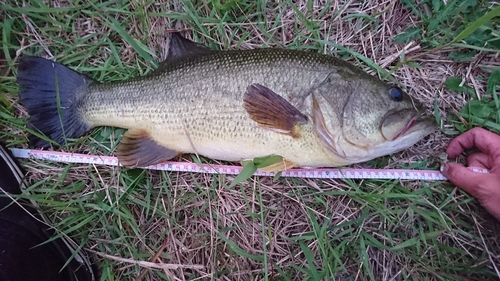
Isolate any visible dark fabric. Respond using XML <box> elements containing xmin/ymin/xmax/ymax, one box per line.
<box><xmin>0</xmin><ymin>218</ymin><xmax>68</xmax><ymax>281</ymax></box>
<box><xmin>0</xmin><ymin>150</ymin><xmax>42</xmax><ymax>236</ymax></box>
<box><xmin>0</xmin><ymin>144</ymin><xmax>97</xmax><ymax>281</ymax></box>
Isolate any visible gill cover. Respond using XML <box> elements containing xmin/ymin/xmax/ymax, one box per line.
<box><xmin>310</xmin><ymin>71</ymin><xmax>351</xmax><ymax>159</ymax></box>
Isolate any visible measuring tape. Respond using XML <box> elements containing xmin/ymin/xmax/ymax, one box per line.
<box><xmin>10</xmin><ymin>148</ymin><xmax>489</xmax><ymax>181</ymax></box>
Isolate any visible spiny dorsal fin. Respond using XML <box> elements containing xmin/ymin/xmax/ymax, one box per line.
<box><xmin>167</xmin><ymin>32</ymin><xmax>217</xmax><ymax>60</ymax></box>
<box><xmin>155</xmin><ymin>32</ymin><xmax>218</xmax><ymax>72</ymax></box>
<box><xmin>243</xmin><ymin>83</ymin><xmax>308</xmax><ymax>138</ymax></box>
<box><xmin>117</xmin><ymin>129</ymin><xmax>179</xmax><ymax>167</ymax></box>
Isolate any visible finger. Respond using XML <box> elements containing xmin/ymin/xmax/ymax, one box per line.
<box><xmin>482</xmin><ymin>191</ymin><xmax>500</xmax><ymax>221</ymax></box>
<box><xmin>467</xmin><ymin>152</ymin><xmax>490</xmax><ymax>169</ymax></box>
<box><xmin>447</xmin><ymin>128</ymin><xmax>500</xmax><ymax>158</ymax></box>
<box><xmin>441</xmin><ymin>162</ymin><xmax>495</xmax><ymax>198</ymax></box>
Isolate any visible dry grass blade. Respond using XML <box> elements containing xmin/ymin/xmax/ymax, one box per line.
<box><xmin>92</xmin><ymin>250</ymin><xmax>205</xmax><ymax>270</ymax></box>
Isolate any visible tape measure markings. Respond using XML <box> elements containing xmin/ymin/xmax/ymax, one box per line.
<box><xmin>9</xmin><ymin>148</ymin><xmax>489</xmax><ymax>181</ymax></box>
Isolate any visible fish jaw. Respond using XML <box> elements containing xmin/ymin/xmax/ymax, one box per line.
<box><xmin>367</xmin><ymin>119</ymin><xmax>435</xmax><ymax>162</ymax></box>
<box><xmin>397</xmin><ymin>124</ymin><xmax>435</xmax><ymax>150</ymax></box>
<box><xmin>390</xmin><ymin>115</ymin><xmax>434</xmax><ymax>141</ymax></box>
<box><xmin>392</xmin><ymin>116</ymin><xmax>418</xmax><ymax>140</ymax></box>
<box><xmin>324</xmin><ymin>126</ymin><xmax>434</xmax><ymax>166</ymax></box>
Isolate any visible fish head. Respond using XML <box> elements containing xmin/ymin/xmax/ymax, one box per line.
<box><xmin>313</xmin><ymin>68</ymin><xmax>435</xmax><ymax>162</ymax></box>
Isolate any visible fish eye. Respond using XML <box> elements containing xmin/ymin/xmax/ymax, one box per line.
<box><xmin>389</xmin><ymin>87</ymin><xmax>404</xmax><ymax>102</ymax></box>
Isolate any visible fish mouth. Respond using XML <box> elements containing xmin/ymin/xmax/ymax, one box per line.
<box><xmin>381</xmin><ymin>108</ymin><xmax>433</xmax><ymax>141</ymax></box>
<box><xmin>390</xmin><ymin>115</ymin><xmax>435</xmax><ymax>141</ymax></box>
<box><xmin>392</xmin><ymin>116</ymin><xmax>419</xmax><ymax>140</ymax></box>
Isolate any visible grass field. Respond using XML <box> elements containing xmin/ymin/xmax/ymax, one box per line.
<box><xmin>1</xmin><ymin>0</ymin><xmax>500</xmax><ymax>280</ymax></box>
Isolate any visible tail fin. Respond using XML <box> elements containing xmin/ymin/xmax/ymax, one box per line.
<box><xmin>17</xmin><ymin>56</ymin><xmax>93</xmax><ymax>148</ymax></box>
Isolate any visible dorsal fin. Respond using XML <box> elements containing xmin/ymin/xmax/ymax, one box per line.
<box><xmin>167</xmin><ymin>32</ymin><xmax>217</xmax><ymax>60</ymax></box>
<box><xmin>155</xmin><ymin>32</ymin><xmax>218</xmax><ymax>72</ymax></box>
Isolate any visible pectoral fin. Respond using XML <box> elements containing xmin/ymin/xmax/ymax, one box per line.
<box><xmin>243</xmin><ymin>84</ymin><xmax>308</xmax><ymax>138</ymax></box>
<box><xmin>241</xmin><ymin>155</ymin><xmax>297</xmax><ymax>172</ymax></box>
<box><xmin>117</xmin><ymin>129</ymin><xmax>179</xmax><ymax>167</ymax></box>
<box><xmin>258</xmin><ymin>159</ymin><xmax>297</xmax><ymax>172</ymax></box>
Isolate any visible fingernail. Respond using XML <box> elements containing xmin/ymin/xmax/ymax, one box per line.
<box><xmin>440</xmin><ymin>163</ymin><xmax>449</xmax><ymax>175</ymax></box>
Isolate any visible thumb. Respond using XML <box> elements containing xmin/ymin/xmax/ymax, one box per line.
<box><xmin>441</xmin><ymin>162</ymin><xmax>488</xmax><ymax>198</ymax></box>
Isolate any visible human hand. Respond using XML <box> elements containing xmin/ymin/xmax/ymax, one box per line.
<box><xmin>440</xmin><ymin>127</ymin><xmax>500</xmax><ymax>221</ymax></box>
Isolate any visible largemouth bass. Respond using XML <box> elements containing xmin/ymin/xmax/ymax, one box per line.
<box><xmin>17</xmin><ymin>33</ymin><xmax>434</xmax><ymax>171</ymax></box>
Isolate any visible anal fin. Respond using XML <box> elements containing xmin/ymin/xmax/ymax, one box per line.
<box><xmin>243</xmin><ymin>84</ymin><xmax>308</xmax><ymax>138</ymax></box>
<box><xmin>117</xmin><ymin>129</ymin><xmax>179</xmax><ymax>167</ymax></box>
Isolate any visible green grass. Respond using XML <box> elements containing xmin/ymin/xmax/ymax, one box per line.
<box><xmin>1</xmin><ymin>0</ymin><xmax>500</xmax><ymax>280</ymax></box>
